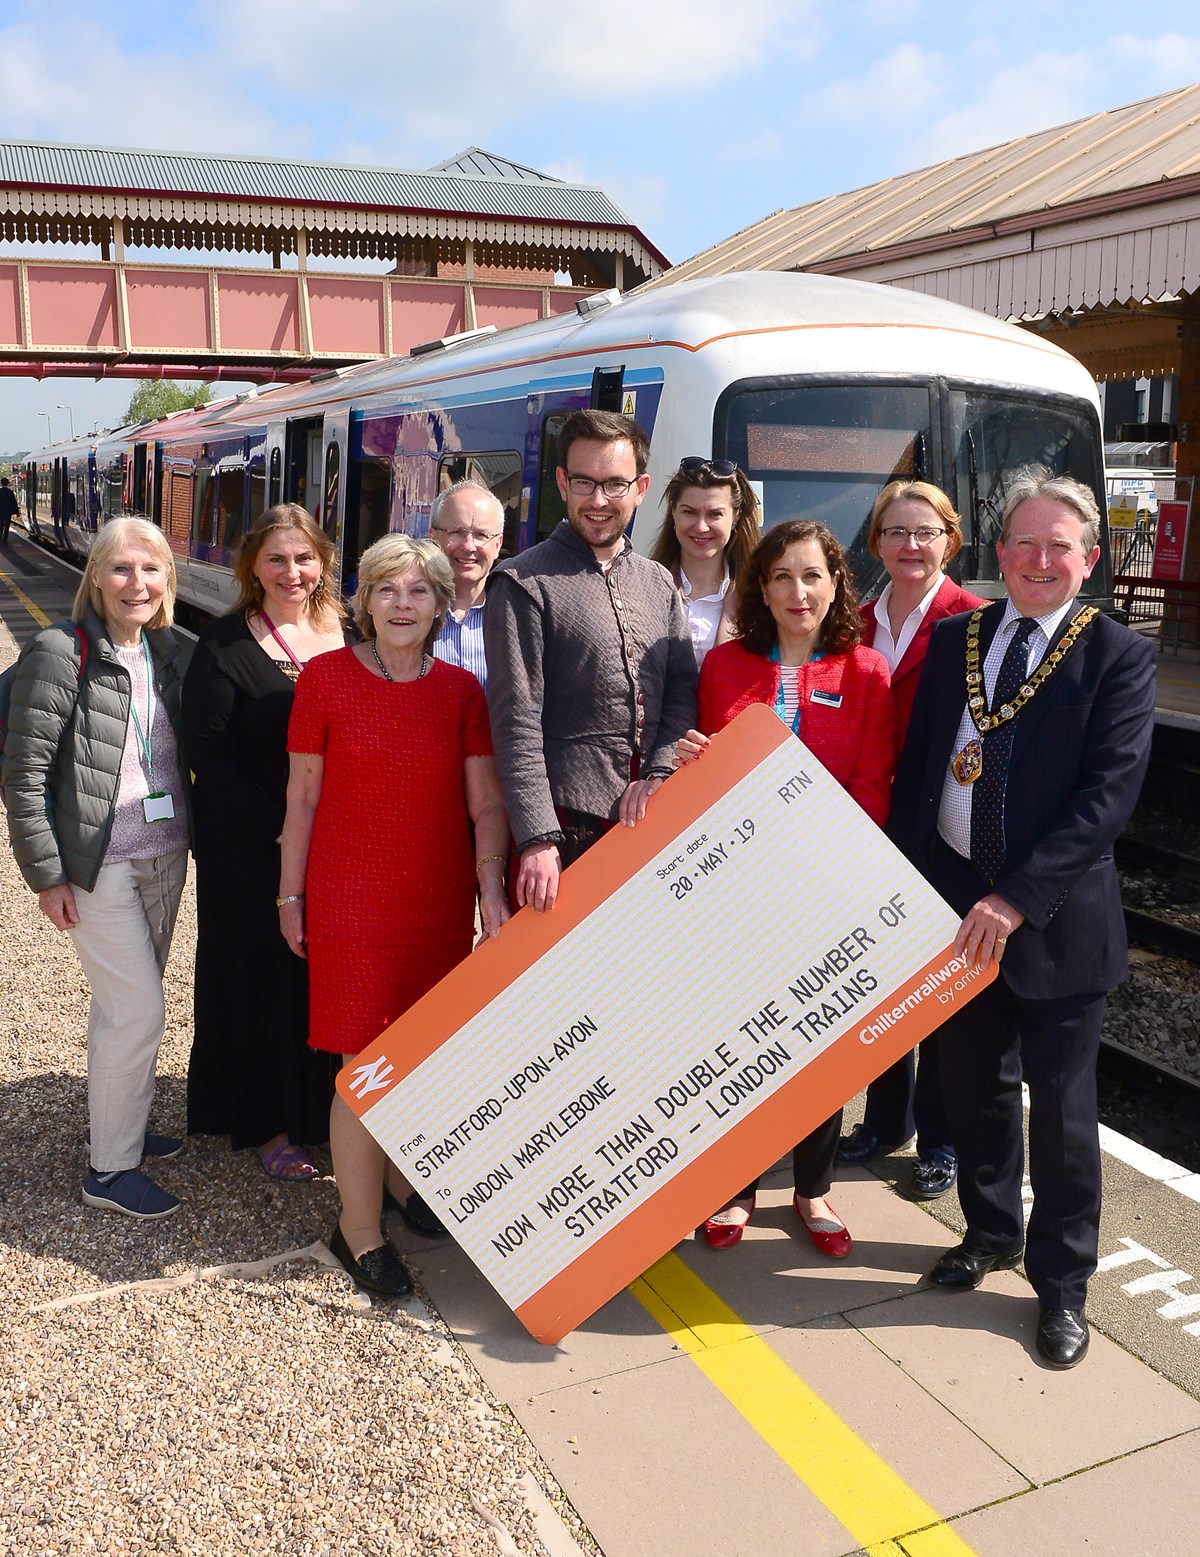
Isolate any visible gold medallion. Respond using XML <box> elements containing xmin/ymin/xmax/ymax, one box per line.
<box><xmin>952</xmin><ymin>737</ymin><xmax>983</xmax><ymax>785</ymax></box>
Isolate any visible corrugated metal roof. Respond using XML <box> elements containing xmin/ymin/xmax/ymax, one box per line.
<box><xmin>0</xmin><ymin>138</ymin><xmax>629</xmax><ymax>226</ymax></box>
<box><xmin>658</xmin><ymin>83</ymin><xmax>1200</xmax><ymax>284</ymax></box>
<box><xmin>428</xmin><ymin>148</ymin><xmax>562</xmax><ymax>183</ymax></box>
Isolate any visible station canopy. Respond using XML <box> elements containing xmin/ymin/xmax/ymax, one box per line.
<box><xmin>0</xmin><ymin>140</ymin><xmax>666</xmax><ymax>286</ymax></box>
<box><xmin>652</xmin><ymin>84</ymin><xmax>1200</xmax><ymax>381</ymax></box>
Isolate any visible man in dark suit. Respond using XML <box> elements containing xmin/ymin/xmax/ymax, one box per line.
<box><xmin>889</xmin><ymin>467</ymin><xmax>1156</xmax><ymax>1368</ymax></box>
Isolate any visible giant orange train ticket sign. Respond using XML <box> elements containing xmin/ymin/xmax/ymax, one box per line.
<box><xmin>337</xmin><ymin>704</ymin><xmax>995</xmax><ymax>1343</ymax></box>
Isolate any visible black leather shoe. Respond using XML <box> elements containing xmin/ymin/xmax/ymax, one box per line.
<box><xmin>1036</xmin><ymin>1307</ymin><xmax>1089</xmax><ymax>1368</ymax></box>
<box><xmin>328</xmin><ymin>1225</ymin><xmax>413</xmax><ymax>1297</ymax></box>
<box><xmin>383</xmin><ymin>1185</ymin><xmax>449</xmax><ymax>1237</ymax></box>
<box><xmin>929</xmin><ymin>1242</ymin><xmax>1023</xmax><ymax>1290</ymax></box>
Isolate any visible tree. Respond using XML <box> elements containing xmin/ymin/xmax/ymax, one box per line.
<box><xmin>123</xmin><ymin>380</ymin><xmax>214</xmax><ymax>426</ymax></box>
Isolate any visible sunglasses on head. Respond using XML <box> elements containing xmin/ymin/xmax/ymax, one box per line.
<box><xmin>678</xmin><ymin>456</ymin><xmax>738</xmax><ymax>479</ymax></box>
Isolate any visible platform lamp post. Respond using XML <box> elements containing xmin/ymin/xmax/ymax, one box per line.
<box><xmin>37</xmin><ymin>411</ymin><xmax>53</xmax><ymax>444</ymax></box>
<box><xmin>56</xmin><ymin>404</ymin><xmax>75</xmax><ymax>439</ymax></box>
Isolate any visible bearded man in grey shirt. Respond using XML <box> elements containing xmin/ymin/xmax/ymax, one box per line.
<box><xmin>484</xmin><ymin>409</ymin><xmax>698</xmax><ymax>912</ymax></box>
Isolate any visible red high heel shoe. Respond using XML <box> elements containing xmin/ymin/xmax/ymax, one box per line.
<box><xmin>794</xmin><ymin>1194</ymin><xmax>852</xmax><ymax>1259</ymax></box>
<box><xmin>702</xmin><ymin>1195</ymin><xmax>756</xmax><ymax>1249</ymax></box>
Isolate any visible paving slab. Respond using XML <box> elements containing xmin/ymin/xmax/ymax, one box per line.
<box><xmin>764</xmin><ymin>1315</ymin><xmax>1030</xmax><ymax>1516</ymax></box>
<box><xmin>512</xmin><ymin>1351</ymin><xmax>854</xmax><ymax>1557</ymax></box>
<box><xmin>850</xmin><ymin>1283</ymin><xmax>1200</xmax><ymax>1484</ymax></box>
<box><xmin>944</xmin><ymin>1427</ymin><xmax>1200</xmax><ymax>1557</ymax></box>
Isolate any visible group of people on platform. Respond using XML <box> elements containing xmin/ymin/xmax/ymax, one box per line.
<box><xmin>2</xmin><ymin>407</ymin><xmax>1155</xmax><ymax>1370</ymax></box>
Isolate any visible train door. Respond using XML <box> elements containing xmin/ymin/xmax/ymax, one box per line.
<box><xmin>265</xmin><ymin>422</ymin><xmax>285</xmax><ymax>507</ymax></box>
<box><xmin>284</xmin><ymin>416</ymin><xmax>322</xmax><ymax>515</ymax></box>
<box><xmin>319</xmin><ymin>408</ymin><xmax>350</xmax><ymax>561</ymax></box>
<box><xmin>131</xmin><ymin>444</ymin><xmax>148</xmax><ymax>516</ymax></box>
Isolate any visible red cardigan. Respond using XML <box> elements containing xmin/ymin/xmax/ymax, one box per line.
<box><xmin>861</xmin><ymin>574</ymin><xmax>986</xmax><ymax>757</ymax></box>
<box><xmin>698</xmin><ymin>640</ymin><xmax>895</xmax><ymax>828</ymax></box>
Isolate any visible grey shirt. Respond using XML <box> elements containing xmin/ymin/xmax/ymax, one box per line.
<box><xmin>484</xmin><ymin>521</ymin><xmax>698</xmax><ymax>850</ymax></box>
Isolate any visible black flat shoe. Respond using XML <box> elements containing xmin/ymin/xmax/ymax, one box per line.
<box><xmin>1036</xmin><ymin>1307</ymin><xmax>1089</xmax><ymax>1368</ymax></box>
<box><xmin>328</xmin><ymin>1224</ymin><xmax>413</xmax><ymax>1297</ymax></box>
<box><xmin>383</xmin><ymin>1185</ymin><xmax>449</xmax><ymax>1238</ymax></box>
<box><xmin>929</xmin><ymin>1242</ymin><xmax>1023</xmax><ymax>1290</ymax></box>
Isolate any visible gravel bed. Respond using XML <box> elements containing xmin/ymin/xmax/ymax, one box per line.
<box><xmin>1125</xmin><ymin>800</ymin><xmax>1200</xmax><ymax>859</ymax></box>
<box><xmin>0</xmin><ymin>642</ymin><xmax>590</xmax><ymax>1557</ymax></box>
<box><xmin>1104</xmin><ymin>957</ymin><xmax>1200</xmax><ymax>1083</ymax></box>
<box><xmin>1120</xmin><ymin>867</ymin><xmax>1200</xmax><ymax>931</ymax></box>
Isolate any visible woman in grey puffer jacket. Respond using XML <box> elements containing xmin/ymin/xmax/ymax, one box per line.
<box><xmin>4</xmin><ymin>517</ymin><xmax>191</xmax><ymax>1219</ymax></box>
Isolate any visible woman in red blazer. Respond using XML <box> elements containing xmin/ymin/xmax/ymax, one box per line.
<box><xmin>841</xmin><ymin>481</ymin><xmax>985</xmax><ymax>1198</ymax></box>
<box><xmin>675</xmin><ymin>520</ymin><xmax>894</xmax><ymax>1258</ymax></box>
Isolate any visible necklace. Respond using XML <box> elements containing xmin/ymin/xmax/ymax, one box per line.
<box><xmin>951</xmin><ymin>605</ymin><xmax>1097</xmax><ymax>786</ymax></box>
<box><xmin>370</xmin><ymin>641</ymin><xmax>431</xmax><ymax>682</ymax></box>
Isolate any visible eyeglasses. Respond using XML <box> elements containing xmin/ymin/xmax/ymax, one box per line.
<box><xmin>678</xmin><ymin>456</ymin><xmax>738</xmax><ymax>479</ymax></box>
<box><xmin>565</xmin><ymin>475</ymin><xmax>639</xmax><ymax>498</ymax></box>
<box><xmin>878</xmin><ymin>526</ymin><xmax>948</xmax><ymax>545</ymax></box>
<box><xmin>431</xmin><ymin>524</ymin><xmax>502</xmax><ymax>545</ymax></box>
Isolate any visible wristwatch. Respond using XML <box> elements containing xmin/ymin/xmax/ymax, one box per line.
<box><xmin>275</xmin><ymin>894</ymin><xmax>304</xmax><ymax>908</ymax></box>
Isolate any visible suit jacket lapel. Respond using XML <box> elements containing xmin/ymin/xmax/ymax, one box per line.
<box><xmin>1009</xmin><ymin>598</ymin><xmax>1091</xmax><ymax>762</ymax></box>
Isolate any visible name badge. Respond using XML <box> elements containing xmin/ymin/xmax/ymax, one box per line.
<box><xmin>809</xmin><ymin>689</ymin><xmax>843</xmax><ymax>708</ymax></box>
<box><xmin>143</xmin><ymin>792</ymin><xmax>175</xmax><ymax>823</ymax></box>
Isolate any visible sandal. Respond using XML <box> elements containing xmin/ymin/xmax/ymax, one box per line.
<box><xmin>259</xmin><ymin>1140</ymin><xmax>319</xmax><ymax>1182</ymax></box>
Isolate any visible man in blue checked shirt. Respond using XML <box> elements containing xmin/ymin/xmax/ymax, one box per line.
<box><xmin>430</xmin><ymin>480</ymin><xmax>505</xmax><ymax>694</ymax></box>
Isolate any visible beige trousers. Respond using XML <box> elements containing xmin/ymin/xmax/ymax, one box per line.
<box><xmin>69</xmin><ymin>851</ymin><xmax>188</xmax><ymax>1173</ymax></box>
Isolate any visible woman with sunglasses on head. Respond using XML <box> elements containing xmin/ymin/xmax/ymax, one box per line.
<box><xmin>675</xmin><ymin>520</ymin><xmax>894</xmax><ymax>1256</ymax></box>
<box><xmin>837</xmin><ymin>481</ymin><xmax>985</xmax><ymax>1198</ymax></box>
<box><xmin>651</xmin><ymin>457</ymin><xmax>761</xmax><ymax>668</ymax></box>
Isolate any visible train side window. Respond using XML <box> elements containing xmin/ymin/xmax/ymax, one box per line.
<box><xmin>536</xmin><ymin>414</ymin><xmax>568</xmax><ymax>544</ymax></box>
<box><xmin>247</xmin><ymin>460</ymin><xmax>266</xmax><ymax>528</ymax></box>
<box><xmin>436</xmin><ymin>451</ymin><xmax>521</xmax><ymax>555</ymax></box>
<box><xmin>269</xmin><ymin>447</ymin><xmax>282</xmax><ymax>506</ymax></box>
<box><xmin>323</xmin><ymin>442</ymin><xmax>341</xmax><ymax>542</ymax></box>
<box><xmin>192</xmin><ymin>465</ymin><xmax>215</xmax><ymax>546</ymax></box>
<box><xmin>217</xmin><ymin>465</ymin><xmax>246</xmax><ymax>547</ymax></box>
<box><xmin>355</xmin><ymin>456</ymin><xmax>393</xmax><ymax>556</ymax></box>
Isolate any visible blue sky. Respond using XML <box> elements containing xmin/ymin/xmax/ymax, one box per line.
<box><xmin>3</xmin><ymin>0</ymin><xmax>1200</xmax><ymax>450</ymax></box>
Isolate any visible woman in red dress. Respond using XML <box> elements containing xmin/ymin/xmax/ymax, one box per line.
<box><xmin>675</xmin><ymin>520</ymin><xmax>894</xmax><ymax>1258</ymax></box>
<box><xmin>280</xmin><ymin>534</ymin><xmax>510</xmax><ymax>1298</ymax></box>
<box><xmin>839</xmin><ymin>481</ymin><xmax>986</xmax><ymax>1198</ymax></box>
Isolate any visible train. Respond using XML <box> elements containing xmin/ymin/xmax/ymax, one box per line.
<box><xmin>20</xmin><ymin>269</ymin><xmax>1108</xmax><ymax>623</ymax></box>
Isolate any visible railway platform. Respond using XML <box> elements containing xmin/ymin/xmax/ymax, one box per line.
<box><xmin>1</xmin><ymin>532</ymin><xmax>1198</xmax><ymax>1555</ymax></box>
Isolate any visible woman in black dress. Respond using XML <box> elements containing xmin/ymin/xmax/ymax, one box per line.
<box><xmin>183</xmin><ymin>504</ymin><xmax>348</xmax><ymax>1179</ymax></box>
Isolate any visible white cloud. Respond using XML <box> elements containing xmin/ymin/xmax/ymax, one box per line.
<box><xmin>206</xmin><ymin>0</ymin><xmax>827</xmax><ymax>154</ymax></box>
<box><xmin>717</xmin><ymin>130</ymin><xmax>785</xmax><ymax>166</ymax></box>
<box><xmin>805</xmin><ymin>43</ymin><xmax>946</xmax><ymax>124</ymax></box>
<box><xmin>1106</xmin><ymin>31</ymin><xmax>1200</xmax><ymax>83</ymax></box>
<box><xmin>0</xmin><ymin>20</ymin><xmax>288</xmax><ymax>156</ymax></box>
<box><xmin>912</xmin><ymin>49</ymin><xmax>1097</xmax><ymax>164</ymax></box>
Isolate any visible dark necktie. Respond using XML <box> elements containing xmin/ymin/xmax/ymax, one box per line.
<box><xmin>970</xmin><ymin>617</ymin><xmax>1037</xmax><ymax>885</ymax></box>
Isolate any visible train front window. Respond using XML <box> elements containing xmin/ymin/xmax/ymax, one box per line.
<box><xmin>719</xmin><ymin>383</ymin><xmax>934</xmax><ymax>593</ymax></box>
<box><xmin>948</xmin><ymin>390</ymin><xmax>1104</xmax><ymax>593</ymax></box>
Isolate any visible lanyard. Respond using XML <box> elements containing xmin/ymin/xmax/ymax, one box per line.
<box><xmin>769</xmin><ymin>644</ymin><xmax>823</xmax><ymax>735</ymax></box>
<box><xmin>126</xmin><ymin>638</ymin><xmax>157</xmax><ymax>784</ymax></box>
<box><xmin>260</xmin><ymin>609</ymin><xmax>304</xmax><ymax>670</ymax></box>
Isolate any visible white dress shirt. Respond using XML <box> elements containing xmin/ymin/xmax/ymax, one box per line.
<box><xmin>680</xmin><ymin>568</ymin><xmax>730</xmax><ymax>668</ymax></box>
<box><xmin>869</xmin><ymin>574</ymin><xmax>947</xmax><ymax>673</ymax></box>
<box><xmin>938</xmin><ymin>600</ymin><xmax>1076</xmax><ymax>859</ymax></box>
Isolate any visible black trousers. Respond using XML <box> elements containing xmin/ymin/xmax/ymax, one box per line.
<box><xmin>862</xmin><ymin>1037</ymin><xmax>953</xmax><ymax>1156</ymax></box>
<box><xmin>739</xmin><ymin>1108</ymin><xmax>843</xmax><ymax>1200</ymax></box>
<box><xmin>925</xmin><ymin>837</ymin><xmax>1106</xmax><ymax>1308</ymax></box>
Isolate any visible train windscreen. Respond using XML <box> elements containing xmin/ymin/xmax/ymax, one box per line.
<box><xmin>947</xmin><ymin>389</ymin><xmax>1105</xmax><ymax>595</ymax></box>
<box><xmin>719</xmin><ymin>382</ymin><xmax>934</xmax><ymax>593</ymax></box>
<box><xmin>719</xmin><ymin>380</ymin><xmax>1103</xmax><ymax>599</ymax></box>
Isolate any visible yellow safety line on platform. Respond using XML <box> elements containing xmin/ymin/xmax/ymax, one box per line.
<box><xmin>0</xmin><ymin>563</ymin><xmax>51</xmax><ymax>628</ymax></box>
<box><xmin>631</xmin><ymin>1253</ymin><xmax>978</xmax><ymax>1557</ymax></box>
